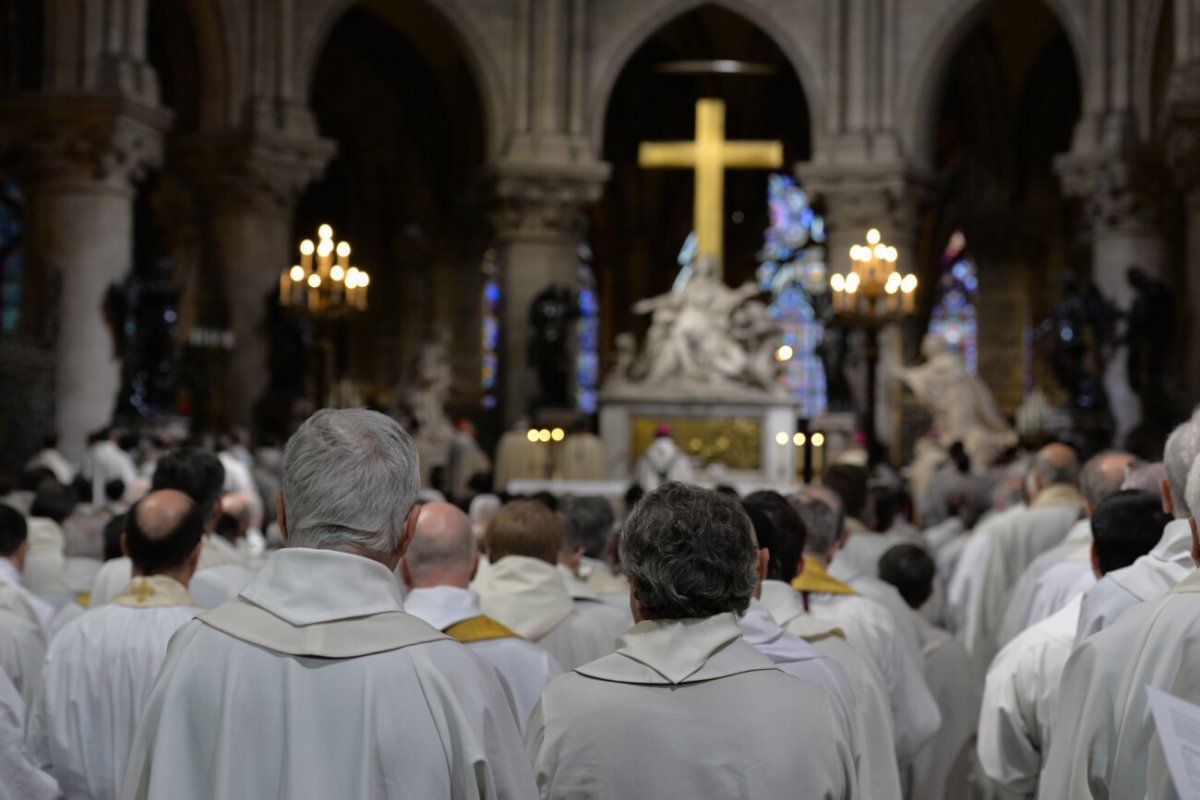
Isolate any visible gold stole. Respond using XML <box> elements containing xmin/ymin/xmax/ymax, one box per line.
<box><xmin>790</xmin><ymin>556</ymin><xmax>858</xmax><ymax>596</ymax></box>
<box><xmin>110</xmin><ymin>575</ymin><xmax>195</xmax><ymax>608</ymax></box>
<box><xmin>444</xmin><ymin>615</ymin><xmax>520</xmax><ymax>644</ymax></box>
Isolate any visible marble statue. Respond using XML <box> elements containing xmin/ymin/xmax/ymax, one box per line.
<box><xmin>894</xmin><ymin>333</ymin><xmax>1016</xmax><ymax>472</ymax></box>
<box><xmin>611</xmin><ymin>254</ymin><xmax>784</xmax><ymax>396</ymax></box>
<box><xmin>390</xmin><ymin>327</ymin><xmax>456</xmax><ymax>487</ymax></box>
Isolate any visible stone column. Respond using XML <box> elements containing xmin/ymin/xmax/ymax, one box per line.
<box><xmin>20</xmin><ymin>98</ymin><xmax>169</xmax><ymax>459</ymax></box>
<box><xmin>490</xmin><ymin>160</ymin><xmax>609</xmax><ymax>426</ymax></box>
<box><xmin>1057</xmin><ymin>151</ymin><xmax>1170</xmax><ymax>443</ymax></box>
<box><xmin>183</xmin><ymin>131</ymin><xmax>334</xmax><ymax>431</ymax></box>
<box><xmin>1164</xmin><ymin>64</ymin><xmax>1200</xmax><ymax>404</ymax></box>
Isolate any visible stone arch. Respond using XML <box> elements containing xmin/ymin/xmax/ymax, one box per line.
<box><xmin>586</xmin><ymin>0</ymin><xmax>823</xmax><ymax>158</ymax></box>
<box><xmin>296</xmin><ymin>0</ymin><xmax>507</xmax><ymax>157</ymax></box>
<box><xmin>177</xmin><ymin>0</ymin><xmax>236</xmax><ymax>130</ymax></box>
<box><xmin>897</xmin><ymin>0</ymin><xmax>1088</xmax><ymax>170</ymax></box>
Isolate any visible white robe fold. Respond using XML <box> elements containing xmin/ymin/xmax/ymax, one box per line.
<box><xmin>0</xmin><ymin>671</ymin><xmax>58</xmax><ymax>800</ymax></box>
<box><xmin>25</xmin><ymin>575</ymin><xmax>200</xmax><ymax>800</ymax></box>
<box><xmin>1073</xmin><ymin>517</ymin><xmax>1193</xmax><ymax>645</ymax></box>
<box><xmin>123</xmin><ymin>548</ymin><xmax>536</xmax><ymax>800</ymax></box>
<box><xmin>998</xmin><ymin>518</ymin><xmax>1091</xmax><ymax>645</ymax></box>
<box><xmin>474</xmin><ymin>556</ymin><xmax>617</xmax><ymax>670</ymax></box>
<box><xmin>1040</xmin><ymin>569</ymin><xmax>1200</xmax><ymax>800</ymax></box>
<box><xmin>0</xmin><ymin>607</ymin><xmax>45</xmax><ymax>706</ymax></box>
<box><xmin>526</xmin><ymin>613</ymin><xmax>857</xmax><ymax>799</ymax></box>
<box><xmin>910</xmin><ymin>615</ymin><xmax>981</xmax><ymax>800</ymax></box>
<box><xmin>404</xmin><ymin>585</ymin><xmax>562</xmax><ymax>731</ymax></box>
<box><xmin>0</xmin><ymin>557</ymin><xmax>54</xmax><ymax>630</ymax></box>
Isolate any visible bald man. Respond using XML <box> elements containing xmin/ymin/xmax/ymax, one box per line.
<box><xmin>401</xmin><ymin>502</ymin><xmax>561</xmax><ymax>731</ymax></box>
<box><xmin>952</xmin><ymin>443</ymin><xmax>1084</xmax><ymax>677</ymax></box>
<box><xmin>26</xmin><ymin>489</ymin><xmax>204</xmax><ymax>800</ymax></box>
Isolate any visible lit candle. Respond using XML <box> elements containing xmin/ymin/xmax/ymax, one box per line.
<box><xmin>336</xmin><ymin>241</ymin><xmax>350</xmax><ymax>270</ymax></box>
<box><xmin>300</xmin><ymin>240</ymin><xmax>314</xmax><ymax>273</ymax></box>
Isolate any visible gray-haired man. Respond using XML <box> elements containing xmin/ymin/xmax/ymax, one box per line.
<box><xmin>124</xmin><ymin>409</ymin><xmax>535</xmax><ymax>799</ymax></box>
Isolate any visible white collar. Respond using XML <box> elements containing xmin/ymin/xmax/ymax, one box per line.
<box><xmin>206</xmin><ymin>533</ymin><xmax>241</xmax><ymax>562</ymax></box>
<box><xmin>759</xmin><ymin>579</ymin><xmax>805</xmax><ymax>626</ymax></box>
<box><xmin>1151</xmin><ymin>518</ymin><xmax>1194</xmax><ymax>561</ymax></box>
<box><xmin>0</xmin><ymin>558</ymin><xmax>20</xmax><ymax>587</ymax></box>
<box><xmin>472</xmin><ymin>555</ymin><xmax>574</xmax><ymax>640</ymax></box>
<box><xmin>738</xmin><ymin>598</ymin><xmax>822</xmax><ymax>665</ymax></box>
<box><xmin>240</xmin><ymin>547</ymin><xmax>405</xmax><ymax>626</ymax></box>
<box><xmin>403</xmin><ymin>586</ymin><xmax>481</xmax><ymax>631</ymax></box>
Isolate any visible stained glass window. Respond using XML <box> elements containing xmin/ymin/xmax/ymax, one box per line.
<box><xmin>0</xmin><ymin>179</ymin><xmax>23</xmax><ymax>336</ymax></box>
<box><xmin>480</xmin><ymin>248</ymin><xmax>500</xmax><ymax>409</ymax></box>
<box><xmin>929</xmin><ymin>231</ymin><xmax>979</xmax><ymax>373</ymax></box>
<box><xmin>575</xmin><ymin>245</ymin><xmax>599</xmax><ymax>414</ymax></box>
<box><xmin>757</xmin><ymin>174</ymin><xmax>827</xmax><ymax>417</ymax></box>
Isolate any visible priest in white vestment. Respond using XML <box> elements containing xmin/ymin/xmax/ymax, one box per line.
<box><xmin>1073</xmin><ymin>412</ymin><xmax>1200</xmax><ymax>644</ymax></box>
<box><xmin>976</xmin><ymin>489</ymin><xmax>1169</xmax><ymax>798</ymax></box>
<box><xmin>1040</xmin><ymin>456</ymin><xmax>1200</xmax><ymax>800</ymax></box>
<box><xmin>560</xmin><ymin>495</ymin><xmax>628</xmax><ymax>597</ymax></box>
<box><xmin>0</xmin><ymin>671</ymin><xmax>58</xmax><ymax>800</ymax></box>
<box><xmin>0</xmin><ymin>504</ymin><xmax>55</xmax><ymax>629</ymax></box>
<box><xmin>790</xmin><ymin>491</ymin><xmax>941</xmax><ymax>764</ymax></box>
<box><xmin>998</xmin><ymin>450</ymin><xmax>1133</xmax><ymax>645</ymax></box>
<box><xmin>879</xmin><ymin>543</ymin><xmax>981</xmax><ymax>800</ymax></box>
<box><xmin>26</xmin><ymin>489</ymin><xmax>204</xmax><ymax>800</ymax></box>
<box><xmin>401</xmin><ymin>501</ymin><xmax>561</xmax><ymax>731</ymax></box>
<box><xmin>473</xmin><ymin>499</ymin><xmax>620</xmax><ymax>670</ymax></box>
<box><xmin>123</xmin><ymin>409</ymin><xmax>535</xmax><ymax>799</ymax></box>
<box><xmin>0</xmin><ymin>607</ymin><xmax>44</xmax><ymax>706</ymax></box>
<box><xmin>742</xmin><ymin>490</ymin><xmax>902</xmax><ymax>800</ymax></box>
<box><xmin>956</xmin><ymin>444</ymin><xmax>1084</xmax><ymax>675</ymax></box>
<box><xmin>526</xmin><ymin>482</ymin><xmax>857</xmax><ymax>799</ymax></box>
<box><xmin>633</xmin><ymin>426</ymin><xmax>694</xmax><ymax>491</ymax></box>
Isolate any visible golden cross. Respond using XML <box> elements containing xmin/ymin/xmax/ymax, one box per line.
<box><xmin>129</xmin><ymin>579</ymin><xmax>156</xmax><ymax>604</ymax></box>
<box><xmin>639</xmin><ymin>98</ymin><xmax>783</xmax><ymax>275</ymax></box>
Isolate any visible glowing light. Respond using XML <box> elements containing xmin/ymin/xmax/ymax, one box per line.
<box><xmin>885</xmin><ymin>273</ymin><xmax>902</xmax><ymax>294</ymax></box>
<box><xmin>336</xmin><ymin>242</ymin><xmax>351</xmax><ymax>258</ymax></box>
<box><xmin>317</xmin><ymin>239</ymin><xmax>333</xmax><ymax>258</ymax></box>
<box><xmin>866</xmin><ymin>229</ymin><xmax>881</xmax><ymax>245</ymax></box>
<box><xmin>299</xmin><ymin>240</ymin><xmax>315</xmax><ymax>256</ymax></box>
<box><xmin>775</xmin><ymin>344</ymin><xmax>794</xmax><ymax>361</ymax></box>
<box><xmin>873</xmin><ymin>244</ymin><xmax>887</xmax><ymax>260</ymax></box>
<box><xmin>289</xmin><ymin>265</ymin><xmax>305</xmax><ymax>282</ymax></box>
<box><xmin>359</xmin><ymin>272</ymin><xmax>369</xmax><ymax>287</ymax></box>
<box><xmin>330</xmin><ymin>265</ymin><xmax>345</xmax><ymax>281</ymax></box>
<box><xmin>551</xmin><ymin>427</ymin><xmax>565</xmax><ymax>442</ymax></box>
<box><xmin>830</xmin><ymin>273</ymin><xmax>846</xmax><ymax>292</ymax></box>
<box><xmin>538</xmin><ymin>429</ymin><xmax>551</xmax><ymax>443</ymax></box>
<box><xmin>886</xmin><ymin>246</ymin><xmax>898</xmax><ymax>262</ymax></box>
<box><xmin>811</xmin><ymin>432</ymin><xmax>826</xmax><ymax>447</ymax></box>
<box><xmin>307</xmin><ymin>273</ymin><xmax>321</xmax><ymax>288</ymax></box>
<box><xmin>526</xmin><ymin>429</ymin><xmax>539</xmax><ymax>443</ymax></box>
<box><xmin>901</xmin><ymin>274</ymin><xmax>918</xmax><ymax>293</ymax></box>
<box><xmin>845</xmin><ymin>273</ymin><xmax>860</xmax><ymax>294</ymax></box>
<box><xmin>318</xmin><ymin>224</ymin><xmax>333</xmax><ymax>240</ymax></box>
<box><xmin>793</xmin><ymin>432</ymin><xmax>806</xmax><ymax>446</ymax></box>
<box><xmin>775</xmin><ymin>432</ymin><xmax>790</xmax><ymax>446</ymax></box>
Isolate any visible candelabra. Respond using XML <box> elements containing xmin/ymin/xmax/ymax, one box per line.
<box><xmin>828</xmin><ymin>229</ymin><xmax>918</xmax><ymax>460</ymax></box>
<box><xmin>278</xmin><ymin>224</ymin><xmax>369</xmax><ymax>316</ymax></box>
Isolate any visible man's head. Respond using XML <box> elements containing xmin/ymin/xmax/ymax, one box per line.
<box><xmin>279</xmin><ymin>409</ymin><xmax>421</xmax><ymax>567</ymax></box>
<box><xmin>822</xmin><ymin>464</ymin><xmax>868</xmax><ymax>522</ymax></box>
<box><xmin>743</xmin><ymin>490</ymin><xmax>806</xmax><ymax>582</ymax></box>
<box><xmin>560</xmin><ymin>495</ymin><xmax>615</xmax><ymax>561</ymax></box>
<box><xmin>123</xmin><ymin>489</ymin><xmax>205</xmax><ymax>581</ymax></box>
<box><xmin>1122</xmin><ymin>461</ymin><xmax>1166</xmax><ymax>495</ymax></box>
<box><xmin>152</xmin><ymin>450</ymin><xmax>225</xmax><ymax>530</ymax></box>
<box><xmin>1080</xmin><ymin>451</ymin><xmax>1137</xmax><ymax>516</ymax></box>
<box><xmin>620</xmin><ymin>483</ymin><xmax>758</xmax><ymax>621</ymax></box>
<box><xmin>484</xmin><ymin>499</ymin><xmax>563</xmax><ymax>565</ymax></box>
<box><xmin>1032</xmin><ymin>443</ymin><xmax>1080</xmax><ymax>494</ymax></box>
<box><xmin>217</xmin><ymin>492</ymin><xmax>259</xmax><ymax>542</ymax></box>
<box><xmin>1186</xmin><ymin>455</ymin><xmax>1200</xmax><ymax>564</ymax></box>
<box><xmin>1091</xmin><ymin>490</ymin><xmax>1172</xmax><ymax>576</ymax></box>
<box><xmin>790</xmin><ymin>487</ymin><xmax>844</xmax><ymax>561</ymax></box>
<box><xmin>868</xmin><ymin>484</ymin><xmax>908</xmax><ymax>532</ymax></box>
<box><xmin>878</xmin><ymin>544</ymin><xmax>936</xmax><ymax>610</ymax></box>
<box><xmin>401</xmin><ymin>502</ymin><xmax>478</xmax><ymax>589</ymax></box>
<box><xmin>0</xmin><ymin>504</ymin><xmax>28</xmax><ymax>568</ymax></box>
<box><xmin>30</xmin><ymin>479</ymin><xmax>76</xmax><ymax>524</ymax></box>
<box><xmin>1164</xmin><ymin>408</ymin><xmax>1200</xmax><ymax>518</ymax></box>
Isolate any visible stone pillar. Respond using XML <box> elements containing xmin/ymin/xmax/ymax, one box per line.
<box><xmin>1057</xmin><ymin>151</ymin><xmax>1170</xmax><ymax>442</ymax></box>
<box><xmin>1164</xmin><ymin>64</ymin><xmax>1200</xmax><ymax>404</ymax></box>
<box><xmin>183</xmin><ymin>131</ymin><xmax>334</xmax><ymax>430</ymax></box>
<box><xmin>20</xmin><ymin>98</ymin><xmax>169</xmax><ymax>459</ymax></box>
<box><xmin>490</xmin><ymin>161</ymin><xmax>609</xmax><ymax>426</ymax></box>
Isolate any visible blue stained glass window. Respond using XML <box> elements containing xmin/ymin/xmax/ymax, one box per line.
<box><xmin>758</xmin><ymin>174</ymin><xmax>828</xmax><ymax>417</ymax></box>
<box><xmin>0</xmin><ymin>179</ymin><xmax>22</xmax><ymax>336</ymax></box>
<box><xmin>575</xmin><ymin>249</ymin><xmax>599</xmax><ymax>414</ymax></box>
<box><xmin>929</xmin><ymin>231</ymin><xmax>979</xmax><ymax>373</ymax></box>
<box><xmin>480</xmin><ymin>249</ymin><xmax>501</xmax><ymax>406</ymax></box>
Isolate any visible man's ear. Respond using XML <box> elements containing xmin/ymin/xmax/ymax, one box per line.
<box><xmin>1090</xmin><ymin>541</ymin><xmax>1102</xmax><ymax>579</ymax></box>
<box><xmin>1190</xmin><ymin>517</ymin><xmax>1199</xmax><ymax>569</ymax></box>
<box><xmin>469</xmin><ymin>549</ymin><xmax>480</xmax><ymax>582</ymax></box>
<box><xmin>756</xmin><ymin>548</ymin><xmax>769</xmax><ymax>582</ymax></box>
<box><xmin>629</xmin><ymin>580</ymin><xmax>645</xmax><ymax>623</ymax></box>
<box><xmin>794</xmin><ymin>553</ymin><xmax>806</xmax><ymax>580</ymax></box>
<box><xmin>120</xmin><ymin>533</ymin><xmax>129</xmax><ymax>558</ymax></box>
<box><xmin>560</xmin><ymin>546</ymin><xmax>583</xmax><ymax>574</ymax></box>
<box><xmin>187</xmin><ymin>539</ymin><xmax>203</xmax><ymax>572</ymax></box>
<box><xmin>396</xmin><ymin>504</ymin><xmax>421</xmax><ymax>560</ymax></box>
<box><xmin>1161</xmin><ymin>478</ymin><xmax>1175</xmax><ymax>517</ymax></box>
<box><xmin>276</xmin><ymin>491</ymin><xmax>288</xmax><ymax>543</ymax></box>
<box><xmin>399</xmin><ymin>558</ymin><xmax>413</xmax><ymax>589</ymax></box>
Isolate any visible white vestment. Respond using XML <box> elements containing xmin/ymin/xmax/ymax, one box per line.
<box><xmin>24</xmin><ymin>447</ymin><xmax>76</xmax><ymax>486</ymax></box>
<box><xmin>910</xmin><ymin>615</ymin><xmax>981</xmax><ymax>800</ymax></box>
<box><xmin>0</xmin><ymin>607</ymin><xmax>45</xmax><ymax>706</ymax></box>
<box><xmin>1022</xmin><ymin>548</ymin><xmax>1093</xmax><ymax>629</ymax></box>
<box><xmin>404</xmin><ymin>585</ymin><xmax>562</xmax><ymax>731</ymax></box>
<box><xmin>493</xmin><ymin>431</ymin><xmax>549</xmax><ymax>492</ymax></box>
<box><xmin>1073</xmin><ymin>516</ymin><xmax>1193</xmax><ymax>645</ymax></box>
<box><xmin>81</xmin><ymin>440</ymin><xmax>137</xmax><ymax>507</ymax></box>
<box><xmin>833</xmin><ymin>527</ymin><xmax>906</xmax><ymax>583</ymax></box>
<box><xmin>977</xmin><ymin>594</ymin><xmax>1080</xmax><ymax>797</ymax></box>
<box><xmin>633</xmin><ymin>437</ymin><xmax>694</xmax><ymax>491</ymax></box>
<box><xmin>763</xmin><ymin>578</ymin><xmax>940</xmax><ymax>764</ymax></box>
<box><xmin>0</xmin><ymin>557</ymin><xmax>54</xmax><ymax>630</ymax></box>
<box><xmin>558</xmin><ymin>433</ymin><xmax>606</xmax><ymax>481</ymax></box>
<box><xmin>526</xmin><ymin>613</ymin><xmax>857</xmax><ymax>799</ymax></box>
<box><xmin>740</xmin><ymin>597</ymin><xmax>901</xmax><ymax>800</ymax></box>
<box><xmin>123</xmin><ymin>548</ymin><xmax>536</xmax><ymax>799</ymax></box>
<box><xmin>557</xmin><ymin>564</ymin><xmax>633</xmax><ymax>643</ymax></box>
<box><xmin>1041</xmin><ymin>569</ymin><xmax>1200</xmax><ymax>799</ymax></box>
<box><xmin>0</xmin><ymin>671</ymin><xmax>58</xmax><ymax>800</ymax></box>
<box><xmin>26</xmin><ymin>576</ymin><xmax>200</xmax><ymax>800</ymax></box>
<box><xmin>473</xmin><ymin>556</ymin><xmax>618</xmax><ymax>670</ymax></box>
<box><xmin>944</xmin><ymin>503</ymin><xmax>1025</xmax><ymax>638</ymax></box>
<box><xmin>998</xmin><ymin>518</ymin><xmax>1091</xmax><ymax>645</ymax></box>
<box><xmin>956</xmin><ymin>488</ymin><xmax>1083</xmax><ymax>676</ymax></box>
<box><xmin>90</xmin><ymin>535</ymin><xmax>254</xmax><ymax>609</ymax></box>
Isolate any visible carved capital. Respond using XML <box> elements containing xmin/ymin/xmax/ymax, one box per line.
<box><xmin>1162</xmin><ymin>68</ymin><xmax>1200</xmax><ymax>198</ymax></box>
<box><xmin>1055</xmin><ymin>149</ymin><xmax>1168</xmax><ymax>234</ymax></box>
<box><xmin>1</xmin><ymin>94</ymin><xmax>170</xmax><ymax>191</ymax></box>
<box><xmin>489</xmin><ymin>158</ymin><xmax>610</xmax><ymax>241</ymax></box>
<box><xmin>179</xmin><ymin>129</ymin><xmax>337</xmax><ymax>212</ymax></box>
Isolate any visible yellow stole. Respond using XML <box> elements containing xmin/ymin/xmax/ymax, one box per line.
<box><xmin>110</xmin><ymin>575</ymin><xmax>195</xmax><ymax>609</ymax></box>
<box><xmin>444</xmin><ymin>615</ymin><xmax>520</xmax><ymax>644</ymax></box>
<box><xmin>790</xmin><ymin>556</ymin><xmax>858</xmax><ymax>596</ymax></box>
